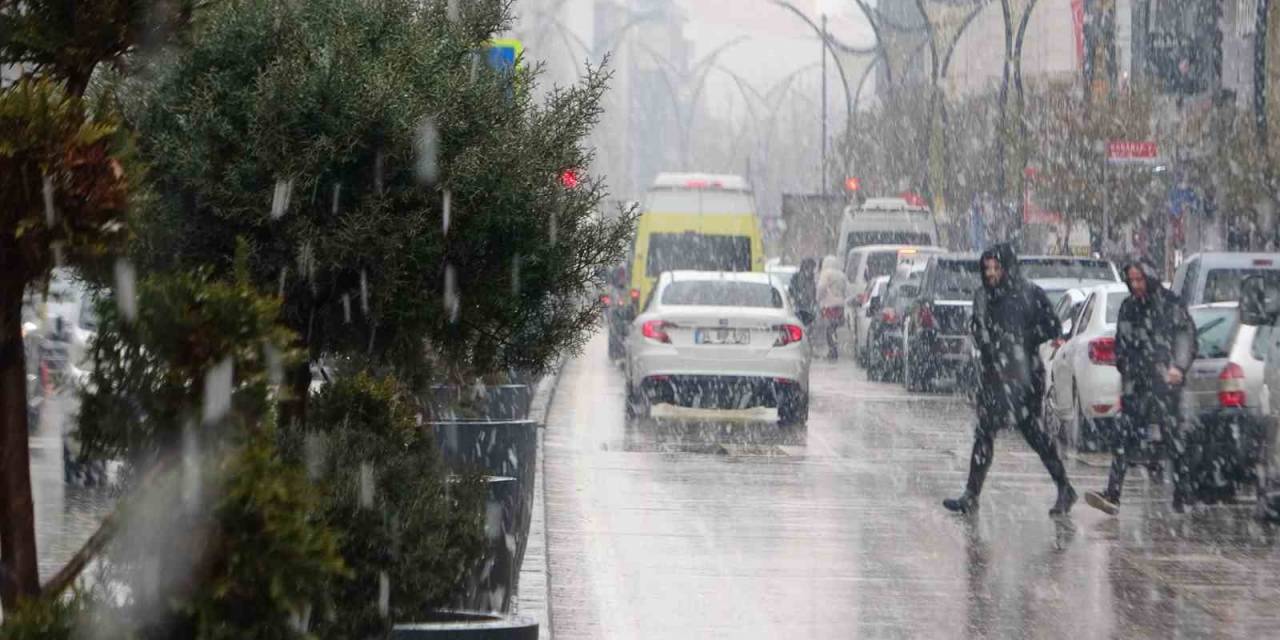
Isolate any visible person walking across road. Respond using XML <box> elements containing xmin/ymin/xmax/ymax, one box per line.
<box><xmin>943</xmin><ymin>243</ymin><xmax>1077</xmax><ymax>516</ymax></box>
<box><xmin>1085</xmin><ymin>261</ymin><xmax>1197</xmax><ymax>515</ymax></box>
<box><xmin>817</xmin><ymin>255</ymin><xmax>850</xmax><ymax>360</ymax></box>
<box><xmin>789</xmin><ymin>258</ymin><xmax>818</xmax><ymax>332</ymax></box>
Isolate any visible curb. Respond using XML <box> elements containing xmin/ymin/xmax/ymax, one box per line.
<box><xmin>517</xmin><ymin>356</ymin><xmax>568</xmax><ymax>640</ymax></box>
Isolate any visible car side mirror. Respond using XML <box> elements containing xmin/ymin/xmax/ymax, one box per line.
<box><xmin>1241</xmin><ymin>275</ymin><xmax>1280</xmax><ymax>325</ymax></box>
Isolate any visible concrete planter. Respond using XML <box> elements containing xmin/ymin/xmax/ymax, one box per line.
<box><xmin>391</xmin><ymin>611</ymin><xmax>538</xmax><ymax>639</ymax></box>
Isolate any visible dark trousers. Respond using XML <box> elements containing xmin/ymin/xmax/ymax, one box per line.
<box><xmin>1105</xmin><ymin>387</ymin><xmax>1192</xmax><ymax>503</ymax></box>
<box><xmin>966</xmin><ymin>384</ymin><xmax>1070</xmax><ymax>497</ymax></box>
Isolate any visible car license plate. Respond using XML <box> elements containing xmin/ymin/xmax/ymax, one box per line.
<box><xmin>696</xmin><ymin>328</ymin><xmax>750</xmax><ymax>345</ymax></box>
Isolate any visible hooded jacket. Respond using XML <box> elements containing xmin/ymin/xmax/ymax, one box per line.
<box><xmin>817</xmin><ymin>255</ymin><xmax>850</xmax><ymax>309</ymax></box>
<box><xmin>789</xmin><ymin>258</ymin><xmax>818</xmax><ymax>320</ymax></box>
<box><xmin>1115</xmin><ymin>261</ymin><xmax>1195</xmax><ymax>390</ymax></box>
<box><xmin>970</xmin><ymin>243</ymin><xmax>1059</xmax><ymax>392</ymax></box>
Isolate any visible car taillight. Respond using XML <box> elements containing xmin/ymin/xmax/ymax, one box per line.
<box><xmin>600</xmin><ymin>294</ymin><xmax>612</xmax><ymax>306</ymax></box>
<box><xmin>773</xmin><ymin>324</ymin><xmax>804</xmax><ymax>346</ymax></box>
<box><xmin>630</xmin><ymin>288</ymin><xmax>641</xmax><ymax>301</ymax></box>
<box><xmin>641</xmin><ymin>320</ymin><xmax>671</xmax><ymax>343</ymax></box>
<box><xmin>881</xmin><ymin>308</ymin><xmax>898</xmax><ymax>324</ymax></box>
<box><xmin>1088</xmin><ymin>337</ymin><xmax>1116</xmax><ymax>365</ymax></box>
<box><xmin>917</xmin><ymin>304</ymin><xmax>935</xmax><ymax>329</ymax></box>
<box><xmin>1219</xmin><ymin>362</ymin><xmax>1246</xmax><ymax>408</ymax></box>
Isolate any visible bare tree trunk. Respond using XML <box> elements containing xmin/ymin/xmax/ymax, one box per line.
<box><xmin>0</xmin><ymin>277</ymin><xmax>39</xmax><ymax>608</ymax></box>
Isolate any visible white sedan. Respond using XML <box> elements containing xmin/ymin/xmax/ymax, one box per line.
<box><xmin>625</xmin><ymin>271</ymin><xmax>811</xmax><ymax>426</ymax></box>
<box><xmin>1044</xmin><ymin>283</ymin><xmax>1130</xmax><ymax>451</ymax></box>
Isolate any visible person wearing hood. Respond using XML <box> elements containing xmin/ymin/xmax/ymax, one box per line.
<box><xmin>944</xmin><ymin>243</ymin><xmax>1077</xmax><ymax>515</ymax></box>
<box><xmin>817</xmin><ymin>255</ymin><xmax>850</xmax><ymax>360</ymax></box>
<box><xmin>1085</xmin><ymin>260</ymin><xmax>1196</xmax><ymax>515</ymax></box>
<box><xmin>789</xmin><ymin>258</ymin><xmax>818</xmax><ymax>330</ymax></box>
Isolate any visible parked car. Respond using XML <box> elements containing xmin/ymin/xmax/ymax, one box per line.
<box><xmin>852</xmin><ymin>276</ymin><xmax>890</xmax><ymax>367</ymax></box>
<box><xmin>1183</xmin><ymin>302</ymin><xmax>1272</xmax><ymax>502</ymax></box>
<box><xmin>1043</xmin><ymin>283</ymin><xmax>1129</xmax><ymax>451</ymax></box>
<box><xmin>843</xmin><ymin>245</ymin><xmax>944</xmax><ymax>323</ymax></box>
<box><xmin>1246</xmin><ymin>276</ymin><xmax>1280</xmax><ymax>520</ymax></box>
<box><xmin>625</xmin><ymin>271</ymin><xmax>811</xmax><ymax>426</ymax></box>
<box><xmin>902</xmin><ymin>254</ymin><xmax>981</xmax><ymax>392</ymax></box>
<box><xmin>866</xmin><ymin>261</ymin><xmax>928</xmax><ymax>382</ymax></box>
<box><xmin>1038</xmin><ymin>287</ymin><xmax>1089</xmax><ymax>372</ymax></box>
<box><xmin>1171</xmin><ymin>252</ymin><xmax>1280</xmax><ymax>306</ymax></box>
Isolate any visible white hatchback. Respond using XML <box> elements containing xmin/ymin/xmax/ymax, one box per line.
<box><xmin>625</xmin><ymin>271</ymin><xmax>811</xmax><ymax>425</ymax></box>
<box><xmin>1044</xmin><ymin>283</ymin><xmax>1130</xmax><ymax>451</ymax></box>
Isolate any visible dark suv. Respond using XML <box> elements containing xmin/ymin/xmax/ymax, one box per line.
<box><xmin>902</xmin><ymin>254</ymin><xmax>981</xmax><ymax>392</ymax></box>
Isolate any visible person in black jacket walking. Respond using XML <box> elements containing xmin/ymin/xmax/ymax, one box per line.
<box><xmin>1085</xmin><ymin>261</ymin><xmax>1197</xmax><ymax>515</ymax></box>
<box><xmin>943</xmin><ymin>243</ymin><xmax>1077</xmax><ymax>515</ymax></box>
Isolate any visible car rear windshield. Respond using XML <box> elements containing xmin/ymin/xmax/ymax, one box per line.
<box><xmin>1191</xmin><ymin>307</ymin><xmax>1239</xmax><ymax>358</ymax></box>
<box><xmin>646</xmin><ymin>233</ymin><xmax>752</xmax><ymax>277</ymax></box>
<box><xmin>661</xmin><ymin>281</ymin><xmax>783</xmax><ymax>308</ymax></box>
<box><xmin>1105</xmin><ymin>291</ymin><xmax>1129</xmax><ymax>323</ymax></box>
<box><xmin>846</xmin><ymin>231</ymin><xmax>932</xmax><ymax>250</ymax></box>
<box><xmin>1202</xmin><ymin>268</ymin><xmax>1280</xmax><ymax>303</ymax></box>
<box><xmin>932</xmin><ymin>260</ymin><xmax>980</xmax><ymax>299</ymax></box>
<box><xmin>1020</xmin><ymin>258</ymin><xmax>1115</xmax><ymax>281</ymax></box>
<box><xmin>864</xmin><ymin>252</ymin><xmax>899</xmax><ymax>279</ymax></box>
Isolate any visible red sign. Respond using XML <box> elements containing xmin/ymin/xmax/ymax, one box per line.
<box><xmin>1106</xmin><ymin>140</ymin><xmax>1158</xmax><ymax>161</ymax></box>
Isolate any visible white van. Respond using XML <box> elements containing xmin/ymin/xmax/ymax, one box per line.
<box><xmin>1171</xmin><ymin>252</ymin><xmax>1280</xmax><ymax>306</ymax></box>
<box><xmin>835</xmin><ymin>198</ymin><xmax>939</xmax><ymax>265</ymax></box>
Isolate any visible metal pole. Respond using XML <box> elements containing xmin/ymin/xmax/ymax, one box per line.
<box><xmin>821</xmin><ymin>13</ymin><xmax>828</xmax><ymax>197</ymax></box>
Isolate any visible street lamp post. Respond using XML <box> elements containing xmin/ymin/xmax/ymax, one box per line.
<box><xmin>821</xmin><ymin>12</ymin><xmax>829</xmax><ymax>196</ymax></box>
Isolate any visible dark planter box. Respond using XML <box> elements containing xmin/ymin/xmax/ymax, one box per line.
<box><xmin>426</xmin><ymin>384</ymin><xmax>532</xmax><ymax>422</ymax></box>
<box><xmin>433</xmin><ymin>420</ymin><xmax>538</xmax><ymax>614</ymax></box>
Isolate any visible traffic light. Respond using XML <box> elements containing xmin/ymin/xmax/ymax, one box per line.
<box><xmin>844</xmin><ymin>177</ymin><xmax>860</xmax><ymax>193</ymax></box>
<box><xmin>560</xmin><ymin>168</ymin><xmax>581</xmax><ymax>189</ymax></box>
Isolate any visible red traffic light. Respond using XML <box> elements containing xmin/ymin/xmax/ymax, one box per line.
<box><xmin>560</xmin><ymin>168</ymin><xmax>581</xmax><ymax>189</ymax></box>
<box><xmin>844</xmin><ymin>177</ymin><xmax>861</xmax><ymax>192</ymax></box>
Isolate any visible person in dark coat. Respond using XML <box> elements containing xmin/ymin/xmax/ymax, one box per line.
<box><xmin>943</xmin><ymin>243</ymin><xmax>1077</xmax><ymax>515</ymax></box>
<box><xmin>1085</xmin><ymin>260</ymin><xmax>1197</xmax><ymax>515</ymax></box>
<box><xmin>789</xmin><ymin>258</ymin><xmax>818</xmax><ymax>330</ymax></box>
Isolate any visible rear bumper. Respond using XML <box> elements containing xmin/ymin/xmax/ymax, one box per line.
<box><xmin>911</xmin><ymin>331</ymin><xmax>972</xmax><ymax>366</ymax></box>
<box><xmin>638</xmin><ymin>375</ymin><xmax>805</xmax><ymax>409</ymax></box>
<box><xmin>1193</xmin><ymin>408</ymin><xmax>1267</xmax><ymax>456</ymax></box>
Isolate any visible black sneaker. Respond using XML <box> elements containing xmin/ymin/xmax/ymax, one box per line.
<box><xmin>1084</xmin><ymin>490</ymin><xmax>1120</xmax><ymax>515</ymax></box>
<box><xmin>1050</xmin><ymin>485</ymin><xmax>1078</xmax><ymax>516</ymax></box>
<box><xmin>943</xmin><ymin>494</ymin><xmax>977</xmax><ymax>514</ymax></box>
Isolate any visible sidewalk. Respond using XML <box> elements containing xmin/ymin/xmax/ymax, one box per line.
<box><xmin>514</xmin><ymin>359</ymin><xmax>565</xmax><ymax>640</ymax></box>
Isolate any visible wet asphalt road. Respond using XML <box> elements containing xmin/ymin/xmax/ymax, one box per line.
<box><xmin>544</xmin><ymin>333</ymin><xmax>1280</xmax><ymax>639</ymax></box>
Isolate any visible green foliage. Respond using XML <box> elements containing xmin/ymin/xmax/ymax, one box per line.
<box><xmin>0</xmin><ymin>76</ymin><xmax>129</xmax><ymax>285</ymax></box>
<box><xmin>78</xmin><ymin>265</ymin><xmax>298</xmax><ymax>464</ymax></box>
<box><xmin>185</xmin><ymin>430</ymin><xmax>346</xmax><ymax>640</ymax></box>
<box><xmin>0</xmin><ymin>592</ymin><xmax>84</xmax><ymax>640</ymax></box>
<box><xmin>129</xmin><ymin>0</ymin><xmax>629</xmax><ymax>382</ymax></box>
<box><xmin>284</xmin><ymin>372</ymin><xmax>485</xmax><ymax>638</ymax></box>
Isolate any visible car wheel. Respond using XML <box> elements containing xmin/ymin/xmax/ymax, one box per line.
<box><xmin>779</xmin><ymin>389</ymin><xmax>809</xmax><ymax>427</ymax></box>
<box><xmin>1068</xmin><ymin>386</ymin><xmax>1093</xmax><ymax>452</ymax></box>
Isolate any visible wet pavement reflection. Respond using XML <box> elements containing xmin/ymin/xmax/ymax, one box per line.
<box><xmin>545</xmin><ymin>333</ymin><xmax>1280</xmax><ymax>639</ymax></box>
<box><xmin>29</xmin><ymin>389</ymin><xmax>116</xmax><ymax>581</ymax></box>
